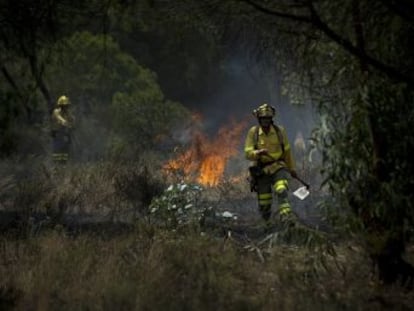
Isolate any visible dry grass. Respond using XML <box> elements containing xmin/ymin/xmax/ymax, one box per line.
<box><xmin>0</xmin><ymin>157</ymin><xmax>165</xmax><ymax>225</ymax></box>
<box><xmin>1</xmin><ymin>227</ymin><xmax>414</xmax><ymax>311</ymax></box>
<box><xmin>1</xmin><ymin>158</ymin><xmax>414</xmax><ymax>310</ymax></box>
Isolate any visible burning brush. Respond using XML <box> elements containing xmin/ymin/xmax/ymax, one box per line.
<box><xmin>163</xmin><ymin>116</ymin><xmax>248</xmax><ymax>187</ymax></box>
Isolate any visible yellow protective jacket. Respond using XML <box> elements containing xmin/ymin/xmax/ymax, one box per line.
<box><xmin>51</xmin><ymin>107</ymin><xmax>74</xmax><ymax>131</ymax></box>
<box><xmin>244</xmin><ymin>124</ymin><xmax>295</xmax><ymax>174</ymax></box>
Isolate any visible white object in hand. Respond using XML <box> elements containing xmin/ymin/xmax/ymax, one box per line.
<box><xmin>293</xmin><ymin>186</ymin><xmax>310</xmax><ymax>200</ymax></box>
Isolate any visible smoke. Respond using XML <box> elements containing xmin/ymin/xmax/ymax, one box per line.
<box><xmin>181</xmin><ymin>52</ymin><xmax>317</xmax><ymax>147</ymax></box>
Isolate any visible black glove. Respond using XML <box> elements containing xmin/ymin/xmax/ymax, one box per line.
<box><xmin>290</xmin><ymin>170</ymin><xmax>298</xmax><ymax>179</ymax></box>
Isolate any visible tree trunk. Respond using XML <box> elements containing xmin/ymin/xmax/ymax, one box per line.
<box><xmin>352</xmin><ymin>0</ymin><xmax>414</xmax><ymax>287</ymax></box>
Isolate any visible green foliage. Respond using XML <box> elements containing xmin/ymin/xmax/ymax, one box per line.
<box><xmin>220</xmin><ymin>0</ymin><xmax>414</xmax><ymax>243</ymax></box>
<box><xmin>149</xmin><ymin>182</ymin><xmax>211</xmax><ymax>229</ymax></box>
<box><xmin>110</xmin><ymin>94</ymin><xmax>189</xmax><ymax>154</ymax></box>
<box><xmin>170</xmin><ymin>0</ymin><xmax>414</xmax><ymax>282</ymax></box>
<box><xmin>0</xmin><ymin>67</ymin><xmax>48</xmax><ymax>156</ymax></box>
<box><xmin>1</xmin><ymin>0</ymin><xmax>413</xmax><ymax>292</ymax></box>
<box><xmin>44</xmin><ymin>31</ymin><xmax>190</xmax><ymax>159</ymax></box>
<box><xmin>312</xmin><ymin>73</ymin><xmax>414</xmax><ymax>229</ymax></box>
<box><xmin>46</xmin><ymin>31</ymin><xmax>151</xmax><ymax>104</ymax></box>
<box><xmin>108</xmin><ymin>0</ymin><xmax>227</xmax><ymax>103</ymax></box>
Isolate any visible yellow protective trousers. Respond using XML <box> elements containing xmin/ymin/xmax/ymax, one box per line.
<box><xmin>52</xmin><ymin>129</ymin><xmax>71</xmax><ymax>164</ymax></box>
<box><xmin>256</xmin><ymin>168</ymin><xmax>291</xmax><ymax>221</ymax></box>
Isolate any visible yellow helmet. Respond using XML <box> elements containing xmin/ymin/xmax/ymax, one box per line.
<box><xmin>253</xmin><ymin>103</ymin><xmax>275</xmax><ymax>118</ymax></box>
<box><xmin>57</xmin><ymin>95</ymin><xmax>70</xmax><ymax>107</ymax></box>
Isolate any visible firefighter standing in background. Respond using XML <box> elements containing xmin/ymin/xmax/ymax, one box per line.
<box><xmin>244</xmin><ymin>103</ymin><xmax>297</xmax><ymax>222</ymax></box>
<box><xmin>51</xmin><ymin>95</ymin><xmax>74</xmax><ymax>164</ymax></box>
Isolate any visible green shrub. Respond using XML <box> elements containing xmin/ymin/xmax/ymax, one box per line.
<box><xmin>149</xmin><ymin>182</ymin><xmax>212</xmax><ymax>229</ymax></box>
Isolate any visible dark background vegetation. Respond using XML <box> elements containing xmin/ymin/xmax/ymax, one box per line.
<box><xmin>1</xmin><ymin>0</ymin><xmax>414</xmax><ymax>310</ymax></box>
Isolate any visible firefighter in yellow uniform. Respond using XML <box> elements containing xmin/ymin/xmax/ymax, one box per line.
<box><xmin>244</xmin><ymin>103</ymin><xmax>297</xmax><ymax>222</ymax></box>
<box><xmin>51</xmin><ymin>95</ymin><xmax>74</xmax><ymax>164</ymax></box>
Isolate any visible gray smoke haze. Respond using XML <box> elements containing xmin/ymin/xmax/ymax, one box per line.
<box><xmin>183</xmin><ymin>53</ymin><xmax>317</xmax><ymax>147</ymax></box>
<box><xmin>175</xmin><ymin>53</ymin><xmax>323</xmax><ymax>222</ymax></box>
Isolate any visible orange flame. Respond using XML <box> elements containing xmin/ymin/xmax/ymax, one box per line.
<box><xmin>164</xmin><ymin>115</ymin><xmax>248</xmax><ymax>187</ymax></box>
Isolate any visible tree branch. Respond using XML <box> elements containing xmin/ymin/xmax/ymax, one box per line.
<box><xmin>242</xmin><ymin>0</ymin><xmax>312</xmax><ymax>23</ymax></box>
<box><xmin>307</xmin><ymin>2</ymin><xmax>411</xmax><ymax>84</ymax></box>
<box><xmin>1</xmin><ymin>65</ymin><xmax>22</xmax><ymax>96</ymax></box>
<box><xmin>1</xmin><ymin>64</ymin><xmax>33</xmax><ymax>121</ymax></box>
<box><xmin>241</xmin><ymin>0</ymin><xmax>412</xmax><ymax>84</ymax></box>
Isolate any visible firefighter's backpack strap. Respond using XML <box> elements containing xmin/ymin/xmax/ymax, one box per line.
<box><xmin>253</xmin><ymin>124</ymin><xmax>285</xmax><ymax>155</ymax></box>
